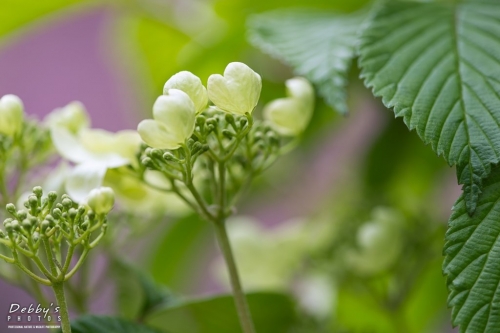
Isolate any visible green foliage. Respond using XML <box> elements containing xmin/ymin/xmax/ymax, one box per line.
<box><xmin>113</xmin><ymin>259</ymin><xmax>175</xmax><ymax>321</ymax></box>
<box><xmin>359</xmin><ymin>0</ymin><xmax>500</xmax><ymax>215</ymax></box>
<box><xmin>248</xmin><ymin>9</ymin><xmax>368</xmax><ymax>114</ymax></box>
<box><xmin>444</xmin><ymin>165</ymin><xmax>500</xmax><ymax>333</ymax></box>
<box><xmin>145</xmin><ymin>292</ymin><xmax>296</xmax><ymax>333</ymax></box>
<box><xmin>70</xmin><ymin>315</ymin><xmax>161</xmax><ymax>333</ymax></box>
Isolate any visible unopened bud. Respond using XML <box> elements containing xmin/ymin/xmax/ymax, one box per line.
<box><xmin>86</xmin><ymin>187</ymin><xmax>115</xmax><ymax>215</ymax></box>
<box><xmin>28</xmin><ymin>195</ymin><xmax>38</xmax><ymax>209</ymax></box>
<box><xmin>48</xmin><ymin>191</ymin><xmax>58</xmax><ymax>203</ymax></box>
<box><xmin>196</xmin><ymin>115</ymin><xmax>206</xmax><ymax>126</ymax></box>
<box><xmin>0</xmin><ymin>230</ymin><xmax>5</xmax><ymax>238</ymax></box>
<box><xmin>6</xmin><ymin>203</ymin><xmax>16</xmax><ymax>215</ymax></box>
<box><xmin>239</xmin><ymin>117</ymin><xmax>248</xmax><ymax>128</ymax></box>
<box><xmin>68</xmin><ymin>208</ymin><xmax>77</xmax><ymax>219</ymax></box>
<box><xmin>17</xmin><ymin>210</ymin><xmax>27</xmax><ymax>221</ymax></box>
<box><xmin>52</xmin><ymin>208</ymin><xmax>62</xmax><ymax>219</ymax></box>
<box><xmin>62</xmin><ymin>198</ymin><xmax>73</xmax><ymax>209</ymax></box>
<box><xmin>22</xmin><ymin>220</ymin><xmax>32</xmax><ymax>231</ymax></box>
<box><xmin>33</xmin><ymin>186</ymin><xmax>43</xmax><ymax>198</ymax></box>
<box><xmin>0</xmin><ymin>94</ymin><xmax>24</xmax><ymax>138</ymax></box>
<box><xmin>142</xmin><ymin>157</ymin><xmax>154</xmax><ymax>168</ymax></box>
<box><xmin>150</xmin><ymin>148</ymin><xmax>163</xmax><ymax>159</ymax></box>
<box><xmin>11</xmin><ymin>220</ymin><xmax>20</xmax><ymax>232</ymax></box>
<box><xmin>41</xmin><ymin>220</ymin><xmax>50</xmax><ymax>233</ymax></box>
<box><xmin>222</xmin><ymin>129</ymin><xmax>234</xmax><ymax>139</ymax></box>
<box><xmin>163</xmin><ymin>152</ymin><xmax>177</xmax><ymax>162</ymax></box>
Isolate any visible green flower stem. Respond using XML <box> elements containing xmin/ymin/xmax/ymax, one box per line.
<box><xmin>52</xmin><ymin>282</ymin><xmax>72</xmax><ymax>333</ymax></box>
<box><xmin>213</xmin><ymin>219</ymin><xmax>256</xmax><ymax>333</ymax></box>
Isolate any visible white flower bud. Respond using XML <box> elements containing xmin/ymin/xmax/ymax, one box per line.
<box><xmin>0</xmin><ymin>94</ymin><xmax>24</xmax><ymax>137</ymax></box>
<box><xmin>45</xmin><ymin>101</ymin><xmax>89</xmax><ymax>134</ymax></box>
<box><xmin>137</xmin><ymin>89</ymin><xmax>196</xmax><ymax>149</ymax></box>
<box><xmin>164</xmin><ymin>71</ymin><xmax>208</xmax><ymax>114</ymax></box>
<box><xmin>264</xmin><ymin>77</ymin><xmax>314</xmax><ymax>136</ymax></box>
<box><xmin>86</xmin><ymin>187</ymin><xmax>115</xmax><ymax>215</ymax></box>
<box><xmin>207</xmin><ymin>62</ymin><xmax>262</xmax><ymax>115</ymax></box>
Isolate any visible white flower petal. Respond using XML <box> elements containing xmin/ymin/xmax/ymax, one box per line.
<box><xmin>45</xmin><ymin>101</ymin><xmax>90</xmax><ymax>134</ymax></box>
<box><xmin>137</xmin><ymin>119</ymin><xmax>182</xmax><ymax>149</ymax></box>
<box><xmin>164</xmin><ymin>71</ymin><xmax>208</xmax><ymax>114</ymax></box>
<box><xmin>51</xmin><ymin>127</ymin><xmax>130</xmax><ymax>167</ymax></box>
<box><xmin>65</xmin><ymin>163</ymin><xmax>107</xmax><ymax>203</ymax></box>
<box><xmin>207</xmin><ymin>62</ymin><xmax>262</xmax><ymax>115</ymax></box>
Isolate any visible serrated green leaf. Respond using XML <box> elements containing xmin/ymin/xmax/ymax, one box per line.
<box><xmin>145</xmin><ymin>292</ymin><xmax>296</xmax><ymax>333</ymax></box>
<box><xmin>248</xmin><ymin>9</ymin><xmax>368</xmax><ymax>114</ymax></box>
<box><xmin>444</xmin><ymin>164</ymin><xmax>500</xmax><ymax>332</ymax></box>
<box><xmin>69</xmin><ymin>315</ymin><xmax>161</xmax><ymax>333</ymax></box>
<box><xmin>359</xmin><ymin>0</ymin><xmax>500</xmax><ymax>215</ymax></box>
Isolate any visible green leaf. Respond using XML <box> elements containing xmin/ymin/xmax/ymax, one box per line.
<box><xmin>444</xmin><ymin>164</ymin><xmax>500</xmax><ymax>332</ymax></box>
<box><xmin>359</xmin><ymin>0</ymin><xmax>500</xmax><ymax>215</ymax></box>
<box><xmin>145</xmin><ymin>292</ymin><xmax>296</xmax><ymax>333</ymax></box>
<box><xmin>248</xmin><ymin>8</ymin><xmax>368</xmax><ymax>114</ymax></box>
<box><xmin>70</xmin><ymin>315</ymin><xmax>161</xmax><ymax>333</ymax></box>
<box><xmin>112</xmin><ymin>259</ymin><xmax>176</xmax><ymax>321</ymax></box>
<box><xmin>150</xmin><ymin>214</ymin><xmax>211</xmax><ymax>291</ymax></box>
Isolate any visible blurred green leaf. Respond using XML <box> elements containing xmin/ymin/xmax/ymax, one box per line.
<box><xmin>248</xmin><ymin>8</ymin><xmax>368</xmax><ymax>114</ymax></box>
<box><xmin>113</xmin><ymin>259</ymin><xmax>175</xmax><ymax>321</ymax></box>
<box><xmin>444</xmin><ymin>164</ymin><xmax>500</xmax><ymax>332</ymax></box>
<box><xmin>0</xmin><ymin>0</ymin><xmax>86</xmax><ymax>40</ymax></box>
<box><xmin>359</xmin><ymin>1</ymin><xmax>500</xmax><ymax>215</ymax></box>
<box><xmin>70</xmin><ymin>315</ymin><xmax>161</xmax><ymax>333</ymax></box>
<box><xmin>150</xmin><ymin>214</ymin><xmax>211</xmax><ymax>290</ymax></box>
<box><xmin>145</xmin><ymin>292</ymin><xmax>296</xmax><ymax>333</ymax></box>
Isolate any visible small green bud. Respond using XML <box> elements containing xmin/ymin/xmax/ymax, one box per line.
<box><xmin>150</xmin><ymin>148</ymin><xmax>163</xmax><ymax>159</ymax></box>
<box><xmin>222</xmin><ymin>129</ymin><xmax>234</xmax><ymax>139</ymax></box>
<box><xmin>163</xmin><ymin>152</ymin><xmax>177</xmax><ymax>162</ymax></box>
<box><xmin>68</xmin><ymin>208</ymin><xmax>77</xmax><ymax>219</ymax></box>
<box><xmin>81</xmin><ymin>221</ymin><xmax>89</xmax><ymax>231</ymax></box>
<box><xmin>207</xmin><ymin>124</ymin><xmax>215</xmax><ymax>132</ymax></box>
<box><xmin>48</xmin><ymin>191</ymin><xmax>58</xmax><ymax>202</ymax></box>
<box><xmin>187</xmin><ymin>138</ymin><xmax>195</xmax><ymax>149</ymax></box>
<box><xmin>11</xmin><ymin>220</ymin><xmax>20</xmax><ymax>232</ymax></box>
<box><xmin>0</xmin><ymin>230</ymin><xmax>5</xmax><ymax>238</ymax></box>
<box><xmin>225</xmin><ymin>113</ymin><xmax>235</xmax><ymax>125</ymax></box>
<box><xmin>55</xmin><ymin>203</ymin><xmax>64</xmax><ymax>210</ymax></box>
<box><xmin>145</xmin><ymin>147</ymin><xmax>153</xmax><ymax>157</ymax></box>
<box><xmin>28</xmin><ymin>216</ymin><xmax>38</xmax><ymax>227</ymax></box>
<box><xmin>32</xmin><ymin>232</ymin><xmax>39</xmax><ymax>243</ymax></box>
<box><xmin>78</xmin><ymin>205</ymin><xmax>86</xmax><ymax>215</ymax></box>
<box><xmin>192</xmin><ymin>142</ymin><xmax>203</xmax><ymax>152</ymax></box>
<box><xmin>6</xmin><ymin>203</ymin><xmax>16</xmax><ymax>215</ymax></box>
<box><xmin>3</xmin><ymin>218</ymin><xmax>13</xmax><ymax>226</ymax></box>
<box><xmin>17</xmin><ymin>210</ymin><xmax>27</xmax><ymax>221</ymax></box>
<box><xmin>41</xmin><ymin>220</ymin><xmax>50</xmax><ymax>233</ymax></box>
<box><xmin>52</xmin><ymin>208</ymin><xmax>62</xmax><ymax>219</ymax></box>
<box><xmin>196</xmin><ymin>115</ymin><xmax>206</xmax><ymax>126</ymax></box>
<box><xmin>4</xmin><ymin>222</ymin><xmax>13</xmax><ymax>234</ymax></box>
<box><xmin>87</xmin><ymin>210</ymin><xmax>96</xmax><ymax>221</ymax></box>
<box><xmin>87</xmin><ymin>187</ymin><xmax>115</xmax><ymax>215</ymax></box>
<box><xmin>239</xmin><ymin>117</ymin><xmax>248</xmax><ymax>128</ymax></box>
<box><xmin>22</xmin><ymin>220</ymin><xmax>32</xmax><ymax>231</ymax></box>
<box><xmin>266</xmin><ymin>131</ymin><xmax>279</xmax><ymax>145</ymax></box>
<box><xmin>254</xmin><ymin>131</ymin><xmax>263</xmax><ymax>141</ymax></box>
<box><xmin>28</xmin><ymin>195</ymin><xmax>38</xmax><ymax>208</ymax></box>
<box><xmin>62</xmin><ymin>198</ymin><xmax>73</xmax><ymax>209</ymax></box>
<box><xmin>45</xmin><ymin>215</ymin><xmax>55</xmax><ymax>227</ymax></box>
<box><xmin>142</xmin><ymin>157</ymin><xmax>154</xmax><ymax>168</ymax></box>
<box><xmin>33</xmin><ymin>186</ymin><xmax>43</xmax><ymax>198</ymax></box>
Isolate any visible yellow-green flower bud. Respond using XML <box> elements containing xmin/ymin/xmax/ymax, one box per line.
<box><xmin>137</xmin><ymin>89</ymin><xmax>196</xmax><ymax>150</ymax></box>
<box><xmin>0</xmin><ymin>94</ymin><xmax>24</xmax><ymax>137</ymax></box>
<box><xmin>164</xmin><ymin>71</ymin><xmax>208</xmax><ymax>114</ymax></box>
<box><xmin>86</xmin><ymin>187</ymin><xmax>115</xmax><ymax>215</ymax></box>
<box><xmin>208</xmin><ymin>62</ymin><xmax>262</xmax><ymax>115</ymax></box>
<box><xmin>264</xmin><ymin>77</ymin><xmax>315</xmax><ymax>136</ymax></box>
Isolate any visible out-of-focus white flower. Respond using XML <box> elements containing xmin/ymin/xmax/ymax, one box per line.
<box><xmin>86</xmin><ymin>187</ymin><xmax>115</xmax><ymax>215</ymax></box>
<box><xmin>164</xmin><ymin>71</ymin><xmax>208</xmax><ymax>114</ymax></box>
<box><xmin>44</xmin><ymin>101</ymin><xmax>89</xmax><ymax>134</ymax></box>
<box><xmin>0</xmin><ymin>94</ymin><xmax>24</xmax><ymax>137</ymax></box>
<box><xmin>345</xmin><ymin>207</ymin><xmax>404</xmax><ymax>275</ymax></box>
<box><xmin>47</xmin><ymin>101</ymin><xmax>141</xmax><ymax>203</ymax></box>
<box><xmin>213</xmin><ymin>216</ymin><xmax>320</xmax><ymax>291</ymax></box>
<box><xmin>137</xmin><ymin>89</ymin><xmax>196</xmax><ymax>150</ymax></box>
<box><xmin>264</xmin><ymin>77</ymin><xmax>315</xmax><ymax>136</ymax></box>
<box><xmin>294</xmin><ymin>273</ymin><xmax>336</xmax><ymax>319</ymax></box>
<box><xmin>207</xmin><ymin>62</ymin><xmax>262</xmax><ymax>115</ymax></box>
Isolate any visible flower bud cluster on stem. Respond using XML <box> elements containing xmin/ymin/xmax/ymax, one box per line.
<box><xmin>0</xmin><ymin>186</ymin><xmax>114</xmax><ymax>333</ymax></box>
<box><xmin>135</xmin><ymin>62</ymin><xmax>315</xmax><ymax>333</ymax></box>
